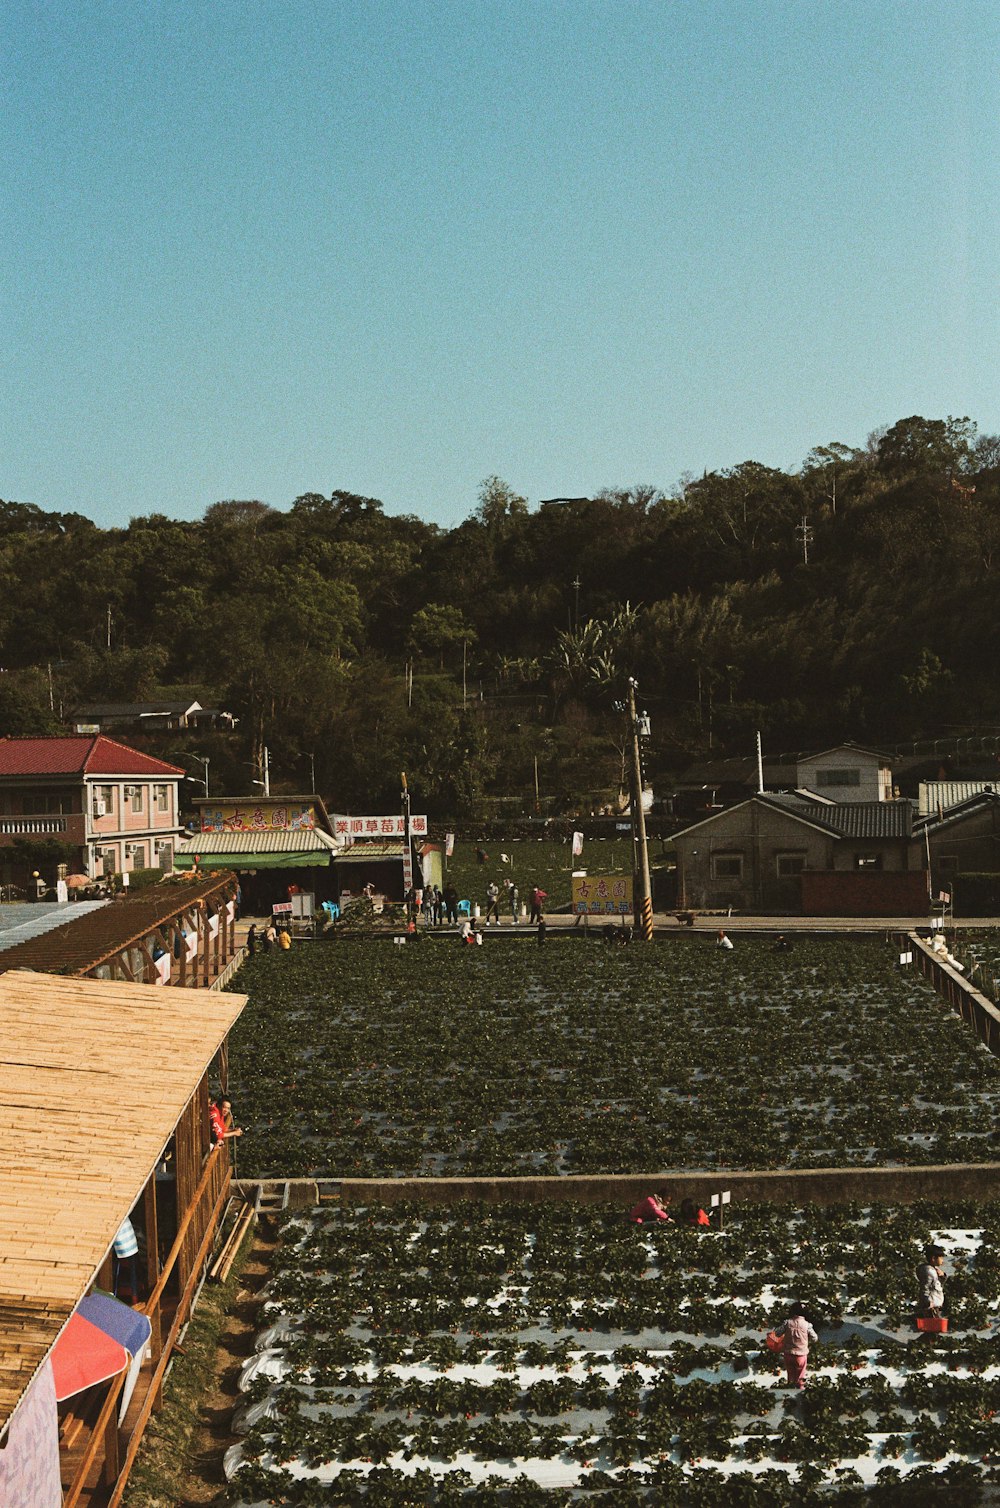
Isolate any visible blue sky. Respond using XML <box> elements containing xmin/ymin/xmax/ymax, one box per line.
<box><xmin>3</xmin><ymin>0</ymin><xmax>998</xmax><ymax>528</ymax></box>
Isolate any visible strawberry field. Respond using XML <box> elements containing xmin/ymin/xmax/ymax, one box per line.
<box><xmin>226</xmin><ymin>937</ymin><xmax>1000</xmax><ymax>1180</ymax></box>
<box><xmin>225</xmin><ymin>1201</ymin><xmax>1000</xmax><ymax>1506</ymax></box>
<box><xmin>439</xmin><ymin>838</ymin><xmax>637</xmax><ymax>916</ymax></box>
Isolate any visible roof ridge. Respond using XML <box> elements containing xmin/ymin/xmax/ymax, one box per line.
<box><xmin>84</xmin><ymin>734</ymin><xmax>185</xmax><ymax>776</ymax></box>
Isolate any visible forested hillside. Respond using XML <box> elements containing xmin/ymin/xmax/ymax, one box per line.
<box><xmin>3</xmin><ymin>414</ymin><xmax>999</xmax><ymax>815</ymax></box>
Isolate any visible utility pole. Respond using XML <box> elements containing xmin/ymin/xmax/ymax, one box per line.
<box><xmin>401</xmin><ymin>771</ymin><xmax>413</xmax><ymax>899</ymax></box>
<box><xmin>796</xmin><ymin>513</ymin><xmax>813</xmax><ymax>565</ymax></box>
<box><xmin>626</xmin><ymin>677</ymin><xmax>654</xmax><ymax>940</ymax></box>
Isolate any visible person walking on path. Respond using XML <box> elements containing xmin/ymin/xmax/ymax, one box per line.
<box><xmin>485</xmin><ymin>881</ymin><xmax>501</xmax><ymax>924</ymax></box>
<box><xmin>772</xmin><ymin>1302</ymin><xmax>818</xmax><ymax>1389</ymax></box>
<box><xmin>508</xmin><ymin>880</ymin><xmax>520</xmax><ymax>925</ymax></box>
<box><xmin>529</xmin><ymin>886</ymin><xmax>547</xmax><ymax>924</ymax></box>
<box><xmin>916</xmin><ymin>1245</ymin><xmax>946</xmax><ymax>1319</ymax></box>
<box><xmin>246</xmin><ymin>924</ymin><xmax>257</xmax><ymax>957</ymax></box>
<box><xmin>443</xmin><ymin>884</ymin><xmax>458</xmax><ymax>924</ymax></box>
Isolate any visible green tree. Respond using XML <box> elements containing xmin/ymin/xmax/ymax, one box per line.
<box><xmin>408</xmin><ymin>604</ymin><xmax>476</xmax><ymax>670</ymax></box>
<box><xmin>875</xmin><ymin>416</ymin><xmax>976</xmax><ymax>479</ymax></box>
<box><xmin>474</xmin><ymin>476</ymin><xmax>528</xmax><ymax>535</ymax></box>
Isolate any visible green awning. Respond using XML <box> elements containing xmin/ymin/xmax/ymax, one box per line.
<box><xmin>174</xmin><ymin>850</ymin><xmax>333</xmax><ymax>871</ymax></box>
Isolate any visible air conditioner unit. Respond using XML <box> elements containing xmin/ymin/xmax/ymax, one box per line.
<box><xmin>93</xmin><ymin>800</ymin><xmax>106</xmax><ymax>818</ymax></box>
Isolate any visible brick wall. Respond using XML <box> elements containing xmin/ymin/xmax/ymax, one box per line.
<box><xmin>800</xmin><ymin>869</ymin><xmax>928</xmax><ymax>916</ymax></box>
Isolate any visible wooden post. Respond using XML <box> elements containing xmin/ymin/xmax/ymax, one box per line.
<box><xmin>103</xmin><ymin>1395</ymin><xmax>120</xmax><ymax>1486</ymax></box>
<box><xmin>142</xmin><ymin>1171</ymin><xmax>162</xmax><ymax>1362</ymax></box>
<box><xmin>201</xmin><ymin>906</ymin><xmax>210</xmax><ymax>988</ymax></box>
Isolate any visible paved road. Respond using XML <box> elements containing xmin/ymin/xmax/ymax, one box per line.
<box><xmin>235</xmin><ymin>910</ymin><xmax>1000</xmax><ymax>939</ymax></box>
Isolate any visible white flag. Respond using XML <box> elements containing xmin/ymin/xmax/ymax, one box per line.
<box><xmin>572</xmin><ymin>831</ymin><xmax>584</xmax><ymax>857</ymax></box>
<box><xmin>445</xmin><ymin>832</ymin><xmax>455</xmax><ymax>857</ymax></box>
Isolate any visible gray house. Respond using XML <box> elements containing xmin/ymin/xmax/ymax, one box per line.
<box><xmin>795</xmin><ymin>745</ymin><xmax>894</xmax><ymax>803</ymax></box>
<box><xmin>671</xmin><ymin>792</ymin><xmax>920</xmax><ymax>913</ymax></box>
<box><xmin>915</xmin><ymin>791</ymin><xmax>1000</xmax><ymax>896</ymax></box>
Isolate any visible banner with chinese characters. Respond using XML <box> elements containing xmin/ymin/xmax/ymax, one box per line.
<box><xmin>201</xmin><ymin>802</ymin><xmax>315</xmax><ymax>833</ymax></box>
<box><xmin>332</xmin><ymin>814</ymin><xmax>428</xmax><ymax>841</ymax></box>
<box><xmin>571</xmin><ymin>874</ymin><xmax>633</xmax><ymax>915</ymax></box>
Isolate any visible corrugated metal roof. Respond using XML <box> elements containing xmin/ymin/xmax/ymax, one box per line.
<box><xmin>0</xmin><ymin>736</ymin><xmax>183</xmax><ymax>778</ymax></box>
<box><xmin>918</xmin><ymin>780</ymin><xmax>1000</xmax><ymax>815</ymax></box>
<box><xmin>335</xmin><ymin>842</ymin><xmax>405</xmax><ymax>860</ymax></box>
<box><xmin>74</xmin><ymin>701</ymin><xmax>199</xmax><ymax>718</ymax></box>
<box><xmin>175</xmin><ymin>829</ymin><xmax>339</xmax><ymax>854</ymax></box>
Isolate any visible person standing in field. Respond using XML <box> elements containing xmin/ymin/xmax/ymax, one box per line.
<box><xmin>529</xmin><ymin>885</ymin><xmax>547</xmax><ymax>924</ymax></box>
<box><xmin>916</xmin><ymin>1245</ymin><xmax>946</xmax><ymax>1319</ymax></box>
<box><xmin>485</xmin><ymin>881</ymin><xmax>500</xmax><ymax>924</ymax></box>
<box><xmin>772</xmin><ymin>1302</ymin><xmax>818</xmax><ymax>1389</ymax></box>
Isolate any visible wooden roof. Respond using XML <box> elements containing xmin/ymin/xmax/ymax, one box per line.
<box><xmin>0</xmin><ymin>875</ymin><xmax>233</xmax><ymax>976</ymax></box>
<box><xmin>0</xmin><ymin>970</ymin><xmax>247</xmax><ymax>1436</ymax></box>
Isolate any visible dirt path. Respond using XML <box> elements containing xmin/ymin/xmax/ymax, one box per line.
<box><xmin>176</xmin><ymin>1221</ymin><xmax>279</xmax><ymax>1506</ymax></box>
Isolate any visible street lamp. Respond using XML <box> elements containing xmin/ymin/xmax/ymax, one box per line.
<box><xmin>184</xmin><ymin>753</ymin><xmax>211</xmax><ymax>797</ymax></box>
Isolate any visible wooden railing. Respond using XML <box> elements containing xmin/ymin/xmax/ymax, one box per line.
<box><xmin>904</xmin><ymin>931</ymin><xmax>1000</xmax><ymax>1055</ymax></box>
<box><xmin>63</xmin><ymin>1141</ymin><xmax>231</xmax><ymax>1508</ymax></box>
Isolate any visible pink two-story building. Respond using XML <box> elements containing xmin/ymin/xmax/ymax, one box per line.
<box><xmin>0</xmin><ymin>735</ymin><xmax>184</xmax><ymax>882</ymax></box>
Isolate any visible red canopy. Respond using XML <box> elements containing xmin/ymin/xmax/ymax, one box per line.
<box><xmin>50</xmin><ymin>1313</ymin><xmax>129</xmax><ymax>1402</ymax></box>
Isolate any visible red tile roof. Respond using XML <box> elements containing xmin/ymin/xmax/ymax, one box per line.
<box><xmin>0</xmin><ymin>736</ymin><xmax>184</xmax><ymax>778</ymax></box>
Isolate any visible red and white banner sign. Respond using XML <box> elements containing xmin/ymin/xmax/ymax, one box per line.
<box><xmin>572</xmin><ymin>831</ymin><xmax>584</xmax><ymax>857</ymax></box>
<box><xmin>332</xmin><ymin>814</ymin><xmax>427</xmax><ymax>840</ymax></box>
<box><xmin>445</xmin><ymin>832</ymin><xmax>455</xmax><ymax>857</ymax></box>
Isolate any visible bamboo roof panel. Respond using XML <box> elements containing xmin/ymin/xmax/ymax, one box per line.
<box><xmin>0</xmin><ymin>969</ymin><xmax>247</xmax><ymax>1433</ymax></box>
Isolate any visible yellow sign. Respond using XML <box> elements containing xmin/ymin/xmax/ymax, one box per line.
<box><xmin>201</xmin><ymin>802</ymin><xmax>315</xmax><ymax>834</ymax></box>
<box><xmin>572</xmin><ymin>874</ymin><xmax>633</xmax><ymax>915</ymax></box>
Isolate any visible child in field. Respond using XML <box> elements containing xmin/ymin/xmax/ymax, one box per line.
<box><xmin>772</xmin><ymin>1302</ymin><xmax>818</xmax><ymax>1389</ymax></box>
<box><xmin>679</xmin><ymin>1196</ymin><xmax>711</xmax><ymax>1228</ymax></box>
<box><xmin>916</xmin><ymin>1245</ymin><xmax>946</xmax><ymax>1318</ymax></box>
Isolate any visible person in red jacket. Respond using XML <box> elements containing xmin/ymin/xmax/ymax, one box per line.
<box><xmin>628</xmin><ymin>1191</ymin><xmax>672</xmax><ymax>1224</ymax></box>
<box><xmin>679</xmin><ymin>1197</ymin><xmax>712</xmax><ymax>1227</ymax></box>
<box><xmin>210</xmin><ymin>1094</ymin><xmax>243</xmax><ymax>1146</ymax></box>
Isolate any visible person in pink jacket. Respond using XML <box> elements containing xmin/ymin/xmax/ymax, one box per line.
<box><xmin>628</xmin><ymin>1191</ymin><xmax>672</xmax><ymax>1224</ymax></box>
<box><xmin>773</xmin><ymin>1302</ymin><xmax>818</xmax><ymax>1389</ymax></box>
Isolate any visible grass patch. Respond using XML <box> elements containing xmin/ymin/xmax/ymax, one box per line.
<box><xmin>121</xmin><ymin>1220</ymin><xmax>254</xmax><ymax>1508</ymax></box>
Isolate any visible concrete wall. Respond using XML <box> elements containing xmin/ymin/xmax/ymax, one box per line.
<box><xmin>675</xmin><ymin>803</ymin><xmax>833</xmax><ymax>911</ymax></box>
<box><xmin>242</xmin><ymin>1164</ymin><xmax>1000</xmax><ymax>1209</ymax></box>
<box><xmin>926</xmin><ymin>804</ymin><xmax>1000</xmax><ymax>894</ymax></box>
